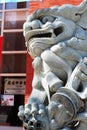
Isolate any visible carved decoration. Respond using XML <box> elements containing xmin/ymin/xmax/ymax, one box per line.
<box><xmin>18</xmin><ymin>0</ymin><xmax>87</xmax><ymax>129</ymax></box>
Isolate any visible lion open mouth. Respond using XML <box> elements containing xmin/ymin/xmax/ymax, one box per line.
<box><xmin>25</xmin><ymin>26</ymin><xmax>64</xmax><ymax>42</ymax></box>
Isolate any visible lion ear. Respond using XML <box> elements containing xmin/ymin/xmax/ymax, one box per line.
<box><xmin>77</xmin><ymin>10</ymin><xmax>87</xmax><ymax>29</ymax></box>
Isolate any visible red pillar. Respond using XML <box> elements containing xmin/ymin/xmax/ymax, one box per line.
<box><xmin>25</xmin><ymin>53</ymin><xmax>33</xmax><ymax>103</ymax></box>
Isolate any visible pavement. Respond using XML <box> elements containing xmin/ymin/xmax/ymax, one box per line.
<box><xmin>0</xmin><ymin>126</ymin><xmax>23</xmax><ymax>130</ymax></box>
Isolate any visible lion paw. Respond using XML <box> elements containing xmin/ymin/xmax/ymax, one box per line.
<box><xmin>18</xmin><ymin>103</ymin><xmax>49</xmax><ymax>130</ymax></box>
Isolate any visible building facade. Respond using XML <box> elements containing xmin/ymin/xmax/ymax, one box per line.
<box><xmin>0</xmin><ymin>1</ymin><xmax>28</xmax><ymax>127</ymax></box>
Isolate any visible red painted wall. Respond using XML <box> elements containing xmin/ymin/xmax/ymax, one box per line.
<box><xmin>25</xmin><ymin>53</ymin><xmax>33</xmax><ymax>103</ymax></box>
<box><xmin>25</xmin><ymin>0</ymin><xmax>83</xmax><ymax>102</ymax></box>
<box><xmin>29</xmin><ymin>0</ymin><xmax>82</xmax><ymax>14</ymax></box>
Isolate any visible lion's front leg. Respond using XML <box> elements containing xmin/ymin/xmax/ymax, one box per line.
<box><xmin>18</xmin><ymin>88</ymin><xmax>50</xmax><ymax>130</ymax></box>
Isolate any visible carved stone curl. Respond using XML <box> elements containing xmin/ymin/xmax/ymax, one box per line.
<box><xmin>18</xmin><ymin>0</ymin><xmax>87</xmax><ymax>129</ymax></box>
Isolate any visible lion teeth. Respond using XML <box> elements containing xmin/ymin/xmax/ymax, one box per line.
<box><xmin>52</xmin><ymin>33</ymin><xmax>56</xmax><ymax>38</ymax></box>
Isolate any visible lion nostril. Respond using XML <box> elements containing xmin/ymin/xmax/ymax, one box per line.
<box><xmin>54</xmin><ymin>26</ymin><xmax>63</xmax><ymax>36</ymax></box>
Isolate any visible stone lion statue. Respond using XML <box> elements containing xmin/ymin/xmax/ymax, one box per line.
<box><xmin>18</xmin><ymin>0</ymin><xmax>87</xmax><ymax>129</ymax></box>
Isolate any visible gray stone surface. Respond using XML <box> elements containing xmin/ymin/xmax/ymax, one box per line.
<box><xmin>18</xmin><ymin>0</ymin><xmax>87</xmax><ymax>129</ymax></box>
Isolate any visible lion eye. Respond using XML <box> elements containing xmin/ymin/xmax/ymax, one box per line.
<box><xmin>41</xmin><ymin>16</ymin><xmax>55</xmax><ymax>23</ymax></box>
